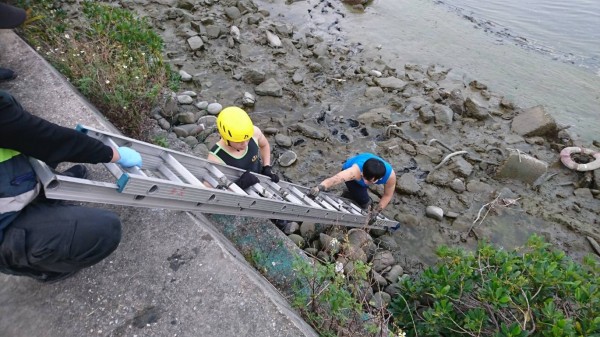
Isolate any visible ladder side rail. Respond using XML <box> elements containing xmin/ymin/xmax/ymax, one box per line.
<box><xmin>31</xmin><ymin>159</ymin><xmax>395</xmax><ymax>229</ymax></box>
<box><xmin>39</xmin><ymin>177</ymin><xmax>373</xmax><ymax>226</ymax></box>
<box><xmin>119</xmin><ymin>174</ymin><xmax>364</xmax><ymax>222</ymax></box>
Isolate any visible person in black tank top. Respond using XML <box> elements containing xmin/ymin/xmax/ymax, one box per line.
<box><xmin>207</xmin><ymin>107</ymin><xmax>277</xmax><ymax>180</ymax></box>
<box><xmin>206</xmin><ymin>107</ymin><xmax>290</xmax><ymax>229</ymax></box>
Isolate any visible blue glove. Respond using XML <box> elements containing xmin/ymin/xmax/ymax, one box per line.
<box><xmin>116</xmin><ymin>147</ymin><xmax>142</xmax><ymax>168</ymax></box>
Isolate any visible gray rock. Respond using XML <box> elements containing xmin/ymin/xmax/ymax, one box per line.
<box><xmin>319</xmin><ymin>233</ymin><xmax>341</xmax><ymax>254</ymax></box>
<box><xmin>187</xmin><ymin>35</ymin><xmax>204</xmax><ymax>51</ymax></box>
<box><xmin>205</xmin><ymin>25</ymin><xmax>221</xmax><ymax>39</ymax></box>
<box><xmin>369</xmin><ymin>292</ymin><xmax>391</xmax><ymax>309</ymax></box>
<box><xmin>242</xmin><ymin>92</ymin><xmax>256</xmax><ymax>106</ymax></box>
<box><xmin>371</xmin><ymin>251</ymin><xmax>395</xmax><ymax>273</ymax></box>
<box><xmin>373</xmin><ymin>76</ymin><xmax>407</xmax><ymax>91</ymax></box>
<box><xmin>288</xmin><ymin>234</ymin><xmax>305</xmax><ymax>248</ymax></box>
<box><xmin>224</xmin><ymin>6</ymin><xmax>241</xmax><ymax>20</ymax></box>
<box><xmin>278</xmin><ymin>150</ymin><xmax>297</xmax><ymax>167</ymax></box>
<box><xmin>157</xmin><ymin>118</ymin><xmax>171</xmax><ymax>130</ymax></box>
<box><xmin>195</xmin><ymin>101</ymin><xmax>209</xmax><ymax>110</ymax></box>
<box><xmin>265</xmin><ymin>30</ymin><xmax>282</xmax><ymax>48</ymax></box>
<box><xmin>274</xmin><ymin>134</ymin><xmax>293</xmax><ymax>147</ymax></box>
<box><xmin>449</xmin><ymin>178</ymin><xmax>466</xmax><ymax>193</ymax></box>
<box><xmin>343</xmin><ymin>244</ymin><xmax>368</xmax><ymax>263</ymax></box>
<box><xmin>450</xmin><ymin>157</ymin><xmax>473</xmax><ymax>178</ymax></box>
<box><xmin>466</xmin><ymin>180</ymin><xmax>494</xmax><ymax>193</ymax></box>
<box><xmin>464</xmin><ymin>97</ymin><xmax>489</xmax><ymax>120</ymax></box>
<box><xmin>183</xmin><ymin>136</ymin><xmax>199</xmax><ymax>147</ymax></box>
<box><xmin>432</xmin><ymin>103</ymin><xmax>453</xmax><ymax>125</ymax></box>
<box><xmin>207</xmin><ymin>103</ymin><xmax>223</xmax><ymax>115</ymax></box>
<box><xmin>282</xmin><ymin>221</ymin><xmax>300</xmax><ymax>235</ymax></box>
<box><xmin>347</xmin><ymin>229</ymin><xmax>372</xmax><ymax>250</ymax></box>
<box><xmin>177</xmin><ymin>95</ymin><xmax>194</xmax><ymax>105</ymax></box>
<box><xmin>291</xmin><ymin>123</ymin><xmax>326</xmax><ymax>139</ymax></box>
<box><xmin>371</xmin><ymin>270</ymin><xmax>388</xmax><ymax>287</ymax></box>
<box><xmin>397</xmin><ymin>173</ymin><xmax>420</xmax><ymax>195</ymax></box>
<box><xmin>425</xmin><ymin>205</ymin><xmax>444</xmax><ymax>221</ymax></box>
<box><xmin>374</xmin><ymin>235</ymin><xmax>398</xmax><ymax>251</ymax></box>
<box><xmin>357</xmin><ymin>107</ymin><xmax>392</xmax><ymax>126</ymax></box>
<box><xmin>384</xmin><ymin>265</ymin><xmax>404</xmax><ymax>283</ymax></box>
<box><xmin>262</xmin><ymin>128</ymin><xmax>279</xmax><ymax>135</ymax></box>
<box><xmin>179</xmin><ymin>70</ymin><xmax>192</xmax><ymax>82</ymax></box>
<box><xmin>511</xmin><ymin>105</ymin><xmax>557</xmax><ymax>137</ymax></box>
<box><xmin>574</xmin><ymin>188</ymin><xmax>593</xmax><ymax>199</ymax></box>
<box><xmin>180</xmin><ymin>90</ymin><xmax>197</xmax><ymax>97</ymax></box>
<box><xmin>255</xmin><ymin>78</ymin><xmax>283</xmax><ymax>97</ymax></box>
<box><xmin>244</xmin><ymin>69</ymin><xmax>266</xmax><ymax>85</ymax></box>
<box><xmin>291</xmin><ymin>71</ymin><xmax>304</xmax><ymax>84</ymax></box>
<box><xmin>364</xmin><ymin>86</ymin><xmax>384</xmax><ymax>98</ymax></box>
<box><xmin>178</xmin><ymin>111</ymin><xmax>197</xmax><ymax>124</ymax></box>
<box><xmin>300</xmin><ymin>222</ymin><xmax>317</xmax><ymax>241</ymax></box>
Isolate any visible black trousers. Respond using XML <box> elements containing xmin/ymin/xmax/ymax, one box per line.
<box><xmin>344</xmin><ymin>180</ymin><xmax>372</xmax><ymax>207</ymax></box>
<box><xmin>0</xmin><ymin>201</ymin><xmax>121</xmax><ymax>278</ymax></box>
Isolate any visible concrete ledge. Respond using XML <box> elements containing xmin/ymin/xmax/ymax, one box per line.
<box><xmin>0</xmin><ymin>30</ymin><xmax>317</xmax><ymax>337</ymax></box>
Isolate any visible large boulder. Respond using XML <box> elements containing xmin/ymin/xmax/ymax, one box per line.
<box><xmin>511</xmin><ymin>105</ymin><xmax>557</xmax><ymax>138</ymax></box>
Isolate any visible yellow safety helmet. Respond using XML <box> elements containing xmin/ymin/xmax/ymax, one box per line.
<box><xmin>216</xmin><ymin>106</ymin><xmax>254</xmax><ymax>142</ymax></box>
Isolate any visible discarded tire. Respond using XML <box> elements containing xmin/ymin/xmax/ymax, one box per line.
<box><xmin>560</xmin><ymin>147</ymin><xmax>600</xmax><ymax>171</ymax></box>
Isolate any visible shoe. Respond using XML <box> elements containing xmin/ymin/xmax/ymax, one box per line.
<box><xmin>61</xmin><ymin>164</ymin><xmax>88</xmax><ymax>179</ymax></box>
<box><xmin>37</xmin><ymin>270</ymin><xmax>79</xmax><ymax>284</ymax></box>
<box><xmin>270</xmin><ymin>219</ymin><xmax>289</xmax><ymax>231</ymax></box>
<box><xmin>0</xmin><ymin>67</ymin><xmax>17</xmax><ymax>81</ymax></box>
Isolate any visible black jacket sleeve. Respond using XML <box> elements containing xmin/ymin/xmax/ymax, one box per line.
<box><xmin>0</xmin><ymin>90</ymin><xmax>114</xmax><ymax>165</ymax></box>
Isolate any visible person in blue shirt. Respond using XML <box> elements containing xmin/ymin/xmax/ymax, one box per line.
<box><xmin>308</xmin><ymin>153</ymin><xmax>397</xmax><ymax>218</ymax></box>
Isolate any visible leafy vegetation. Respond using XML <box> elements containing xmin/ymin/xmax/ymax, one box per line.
<box><xmin>292</xmin><ymin>257</ymin><xmax>404</xmax><ymax>337</ymax></box>
<box><xmin>17</xmin><ymin>0</ymin><xmax>176</xmax><ymax>138</ymax></box>
<box><xmin>390</xmin><ymin>235</ymin><xmax>600</xmax><ymax>337</ymax></box>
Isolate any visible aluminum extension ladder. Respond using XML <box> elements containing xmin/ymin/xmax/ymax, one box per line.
<box><xmin>29</xmin><ymin>125</ymin><xmax>400</xmax><ymax>230</ymax></box>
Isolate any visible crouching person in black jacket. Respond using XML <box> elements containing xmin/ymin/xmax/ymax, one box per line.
<box><xmin>0</xmin><ymin>90</ymin><xmax>143</xmax><ymax>283</ymax></box>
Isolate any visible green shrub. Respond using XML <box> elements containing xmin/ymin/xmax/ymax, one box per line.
<box><xmin>17</xmin><ymin>0</ymin><xmax>172</xmax><ymax>139</ymax></box>
<box><xmin>292</xmin><ymin>257</ymin><xmax>404</xmax><ymax>336</ymax></box>
<box><xmin>390</xmin><ymin>235</ymin><xmax>600</xmax><ymax>336</ymax></box>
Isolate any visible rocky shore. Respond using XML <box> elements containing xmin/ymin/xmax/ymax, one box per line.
<box><xmin>64</xmin><ymin>0</ymin><xmax>599</xmax><ymax>303</ymax></box>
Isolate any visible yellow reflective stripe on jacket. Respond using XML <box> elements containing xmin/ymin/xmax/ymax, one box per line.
<box><xmin>0</xmin><ymin>148</ymin><xmax>20</xmax><ymax>162</ymax></box>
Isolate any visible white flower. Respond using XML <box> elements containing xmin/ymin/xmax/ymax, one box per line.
<box><xmin>123</xmin><ymin>65</ymin><xmax>127</xmax><ymax>69</ymax></box>
<box><xmin>334</xmin><ymin>261</ymin><xmax>343</xmax><ymax>273</ymax></box>
<box><xmin>105</xmin><ymin>80</ymin><xmax>110</xmax><ymax>84</ymax></box>
<box><xmin>64</xmin><ymin>34</ymin><xmax>70</xmax><ymax>39</ymax></box>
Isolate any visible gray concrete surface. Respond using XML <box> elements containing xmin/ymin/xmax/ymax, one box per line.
<box><xmin>0</xmin><ymin>29</ymin><xmax>317</xmax><ymax>337</ymax></box>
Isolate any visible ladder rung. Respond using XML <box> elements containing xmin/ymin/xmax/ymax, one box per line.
<box><xmin>264</xmin><ymin>181</ymin><xmax>305</xmax><ymax>205</ymax></box>
<box><xmin>161</xmin><ymin>152</ymin><xmax>202</xmax><ymax>186</ymax></box>
<box><xmin>157</xmin><ymin>163</ymin><xmax>183</xmax><ymax>183</ymax></box>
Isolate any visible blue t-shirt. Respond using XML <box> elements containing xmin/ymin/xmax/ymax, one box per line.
<box><xmin>342</xmin><ymin>153</ymin><xmax>393</xmax><ymax>187</ymax></box>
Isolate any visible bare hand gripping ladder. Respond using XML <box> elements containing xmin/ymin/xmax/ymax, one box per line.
<box><xmin>29</xmin><ymin>125</ymin><xmax>400</xmax><ymax>230</ymax></box>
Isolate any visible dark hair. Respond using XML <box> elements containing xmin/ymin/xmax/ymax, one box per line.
<box><xmin>363</xmin><ymin>158</ymin><xmax>386</xmax><ymax>181</ymax></box>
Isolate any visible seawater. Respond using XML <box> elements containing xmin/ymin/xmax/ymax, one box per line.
<box><xmin>259</xmin><ymin>0</ymin><xmax>600</xmax><ymax>143</ymax></box>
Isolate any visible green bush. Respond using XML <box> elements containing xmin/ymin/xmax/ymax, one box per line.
<box><xmin>292</xmin><ymin>257</ymin><xmax>404</xmax><ymax>337</ymax></box>
<box><xmin>390</xmin><ymin>235</ymin><xmax>600</xmax><ymax>336</ymax></box>
<box><xmin>17</xmin><ymin>0</ymin><xmax>175</xmax><ymax>139</ymax></box>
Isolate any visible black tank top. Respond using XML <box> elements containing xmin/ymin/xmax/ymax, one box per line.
<box><xmin>210</xmin><ymin>138</ymin><xmax>261</xmax><ymax>173</ymax></box>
